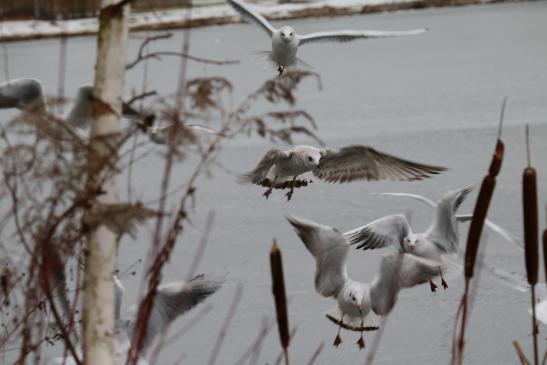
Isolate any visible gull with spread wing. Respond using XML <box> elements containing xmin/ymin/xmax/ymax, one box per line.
<box><xmin>228</xmin><ymin>0</ymin><xmax>428</xmax><ymax>75</ymax></box>
<box><xmin>240</xmin><ymin>144</ymin><xmax>446</xmax><ymax>200</ymax></box>
<box><xmin>375</xmin><ymin>195</ymin><xmax>547</xmax><ymax>326</ymax></box>
<box><xmin>344</xmin><ymin>186</ymin><xmax>474</xmax><ymax>292</ymax></box>
<box><xmin>56</xmin><ymin>274</ymin><xmax>223</xmax><ymax>365</ymax></box>
<box><xmin>287</xmin><ymin>215</ymin><xmax>444</xmax><ymax>349</ymax></box>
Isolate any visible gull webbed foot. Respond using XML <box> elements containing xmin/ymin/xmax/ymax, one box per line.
<box><xmin>356</xmin><ymin>335</ymin><xmax>365</xmax><ymax>350</ymax></box>
<box><xmin>429</xmin><ymin>280</ymin><xmax>437</xmax><ymax>293</ymax></box>
<box><xmin>285</xmin><ymin>189</ymin><xmax>294</xmax><ymax>201</ymax></box>
<box><xmin>263</xmin><ymin>188</ymin><xmax>273</xmax><ymax>199</ymax></box>
<box><xmin>277</xmin><ymin>65</ymin><xmax>284</xmax><ymax>76</ymax></box>
<box><xmin>441</xmin><ymin>277</ymin><xmax>448</xmax><ymax>290</ymax></box>
<box><xmin>333</xmin><ymin>334</ymin><xmax>342</xmax><ymax>348</ymax></box>
<box><xmin>439</xmin><ymin>268</ymin><xmax>448</xmax><ymax>289</ymax></box>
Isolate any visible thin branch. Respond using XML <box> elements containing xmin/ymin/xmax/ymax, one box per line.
<box><xmin>207</xmin><ymin>284</ymin><xmax>244</xmax><ymax>365</ymax></box>
<box><xmin>307</xmin><ymin>342</ymin><xmax>324</xmax><ymax>365</ymax></box>
<box><xmin>185</xmin><ymin>210</ymin><xmax>215</xmax><ymax>281</ymax></box>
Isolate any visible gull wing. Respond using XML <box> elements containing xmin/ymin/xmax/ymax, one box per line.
<box><xmin>127</xmin><ymin>275</ymin><xmax>224</xmax><ymax>354</ymax></box>
<box><xmin>228</xmin><ymin>0</ymin><xmax>276</xmax><ymax>37</ymax></box>
<box><xmin>0</xmin><ymin>78</ymin><xmax>45</xmax><ymax>111</ymax></box>
<box><xmin>344</xmin><ymin>214</ymin><xmax>411</xmax><ymax>251</ymax></box>
<box><xmin>286</xmin><ymin>215</ymin><xmax>348</xmax><ymax>298</ymax></box>
<box><xmin>239</xmin><ymin>148</ymin><xmax>290</xmax><ymax>184</ymax></box>
<box><xmin>65</xmin><ymin>86</ymin><xmax>94</xmax><ymax>129</ymax></box>
<box><xmin>298</xmin><ymin>28</ymin><xmax>427</xmax><ymax>46</ymax></box>
<box><xmin>370</xmin><ymin>253</ymin><xmax>440</xmax><ymax>315</ymax></box>
<box><xmin>313</xmin><ymin>145</ymin><xmax>446</xmax><ymax>183</ymax></box>
<box><xmin>372</xmin><ymin>192</ymin><xmax>437</xmax><ymax>208</ymax></box>
<box><xmin>425</xmin><ymin>187</ymin><xmax>474</xmax><ymax>253</ymax></box>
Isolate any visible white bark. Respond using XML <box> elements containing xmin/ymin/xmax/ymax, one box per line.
<box><xmin>83</xmin><ymin>1</ymin><xmax>129</xmax><ymax>364</ymax></box>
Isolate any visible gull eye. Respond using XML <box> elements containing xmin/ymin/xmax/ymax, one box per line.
<box><xmin>290</xmin><ymin>32</ymin><xmax>293</xmax><ymax>36</ymax></box>
<box><xmin>308</xmin><ymin>156</ymin><xmax>313</xmax><ymax>162</ymax></box>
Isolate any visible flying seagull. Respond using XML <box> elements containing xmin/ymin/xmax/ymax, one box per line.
<box><xmin>228</xmin><ymin>0</ymin><xmax>428</xmax><ymax>75</ymax></box>
<box><xmin>0</xmin><ymin>78</ymin><xmax>100</xmax><ymax>144</ymax></box>
<box><xmin>344</xmin><ymin>186</ymin><xmax>473</xmax><ymax>292</ymax></box>
<box><xmin>56</xmin><ymin>274</ymin><xmax>224</xmax><ymax>365</ymax></box>
<box><xmin>372</xmin><ymin>191</ymin><xmax>524</xmax><ymax>250</ymax></box>
<box><xmin>240</xmin><ymin>145</ymin><xmax>446</xmax><ymax>200</ymax></box>
<box><xmin>287</xmin><ymin>215</ymin><xmax>444</xmax><ymax>349</ymax></box>
<box><xmin>0</xmin><ymin>78</ymin><xmax>162</xmax><ymax>143</ymax></box>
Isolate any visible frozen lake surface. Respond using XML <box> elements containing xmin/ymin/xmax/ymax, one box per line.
<box><xmin>2</xmin><ymin>1</ymin><xmax>547</xmax><ymax>364</ymax></box>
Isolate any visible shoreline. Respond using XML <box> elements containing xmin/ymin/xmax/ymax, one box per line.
<box><xmin>0</xmin><ymin>0</ymin><xmax>501</xmax><ymax>42</ymax></box>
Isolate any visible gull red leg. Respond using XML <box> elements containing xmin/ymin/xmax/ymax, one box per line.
<box><xmin>429</xmin><ymin>280</ymin><xmax>437</xmax><ymax>293</ymax></box>
<box><xmin>333</xmin><ymin>315</ymin><xmax>343</xmax><ymax>348</ymax></box>
<box><xmin>262</xmin><ymin>188</ymin><xmax>273</xmax><ymax>199</ymax></box>
<box><xmin>356</xmin><ymin>317</ymin><xmax>365</xmax><ymax>350</ymax></box>
<box><xmin>439</xmin><ymin>267</ymin><xmax>448</xmax><ymax>289</ymax></box>
<box><xmin>285</xmin><ymin>176</ymin><xmax>297</xmax><ymax>201</ymax></box>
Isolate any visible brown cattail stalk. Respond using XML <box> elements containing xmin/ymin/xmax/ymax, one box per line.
<box><xmin>523</xmin><ymin>124</ymin><xmax>539</xmax><ymax>365</ymax></box>
<box><xmin>270</xmin><ymin>240</ymin><xmax>290</xmax><ymax>365</ymax></box>
<box><xmin>456</xmin><ymin>98</ymin><xmax>506</xmax><ymax>365</ymax></box>
<box><xmin>543</xmin><ymin>228</ymin><xmax>547</xmax><ymax>284</ymax></box>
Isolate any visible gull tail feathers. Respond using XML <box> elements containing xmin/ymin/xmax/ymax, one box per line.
<box><xmin>324</xmin><ymin>307</ymin><xmax>380</xmax><ymax>332</ymax></box>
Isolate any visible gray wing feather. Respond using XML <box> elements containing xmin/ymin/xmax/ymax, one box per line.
<box><xmin>136</xmin><ymin>275</ymin><xmax>224</xmax><ymax>353</ymax></box>
<box><xmin>344</xmin><ymin>214</ymin><xmax>411</xmax><ymax>251</ymax></box>
<box><xmin>426</xmin><ymin>187</ymin><xmax>474</xmax><ymax>253</ymax></box>
<box><xmin>239</xmin><ymin>149</ymin><xmax>288</xmax><ymax>184</ymax></box>
<box><xmin>313</xmin><ymin>145</ymin><xmax>446</xmax><ymax>183</ymax></box>
<box><xmin>298</xmin><ymin>29</ymin><xmax>427</xmax><ymax>46</ymax></box>
<box><xmin>65</xmin><ymin>86</ymin><xmax>94</xmax><ymax>129</ymax></box>
<box><xmin>370</xmin><ymin>253</ymin><xmax>440</xmax><ymax>315</ymax></box>
<box><xmin>0</xmin><ymin>78</ymin><xmax>45</xmax><ymax>111</ymax></box>
<box><xmin>286</xmin><ymin>215</ymin><xmax>348</xmax><ymax>298</ymax></box>
<box><xmin>372</xmin><ymin>192</ymin><xmax>437</xmax><ymax>208</ymax></box>
<box><xmin>228</xmin><ymin>0</ymin><xmax>275</xmax><ymax>36</ymax></box>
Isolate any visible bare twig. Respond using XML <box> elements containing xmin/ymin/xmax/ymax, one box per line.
<box><xmin>307</xmin><ymin>342</ymin><xmax>324</xmax><ymax>365</ymax></box>
<box><xmin>207</xmin><ymin>284</ymin><xmax>244</xmax><ymax>365</ymax></box>
<box><xmin>513</xmin><ymin>341</ymin><xmax>532</xmax><ymax>365</ymax></box>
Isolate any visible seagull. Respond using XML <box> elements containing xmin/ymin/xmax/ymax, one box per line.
<box><xmin>287</xmin><ymin>215</ymin><xmax>444</xmax><ymax>349</ymax></box>
<box><xmin>371</xmin><ymin>193</ymin><xmax>547</xmax><ymax>325</ymax></box>
<box><xmin>56</xmin><ymin>274</ymin><xmax>223</xmax><ymax>365</ymax></box>
<box><xmin>372</xmin><ymin>191</ymin><xmax>524</xmax><ymax>250</ymax></box>
<box><xmin>228</xmin><ymin>0</ymin><xmax>428</xmax><ymax>75</ymax></box>
<box><xmin>240</xmin><ymin>145</ymin><xmax>446</xmax><ymax>200</ymax></box>
<box><xmin>344</xmin><ymin>186</ymin><xmax>474</xmax><ymax>292</ymax></box>
<box><xmin>0</xmin><ymin>78</ymin><xmax>155</xmax><ymax>142</ymax></box>
<box><xmin>0</xmin><ymin>78</ymin><xmax>95</xmax><ymax>142</ymax></box>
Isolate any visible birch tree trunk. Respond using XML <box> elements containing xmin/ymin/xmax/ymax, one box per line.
<box><xmin>83</xmin><ymin>1</ymin><xmax>129</xmax><ymax>364</ymax></box>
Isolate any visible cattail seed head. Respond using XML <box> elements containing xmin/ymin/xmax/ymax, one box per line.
<box><xmin>523</xmin><ymin>166</ymin><xmax>538</xmax><ymax>286</ymax></box>
<box><xmin>270</xmin><ymin>241</ymin><xmax>290</xmax><ymax>351</ymax></box>
<box><xmin>465</xmin><ymin>175</ymin><xmax>496</xmax><ymax>279</ymax></box>
<box><xmin>542</xmin><ymin>229</ymin><xmax>547</xmax><ymax>284</ymax></box>
<box><xmin>488</xmin><ymin>140</ymin><xmax>504</xmax><ymax>177</ymax></box>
